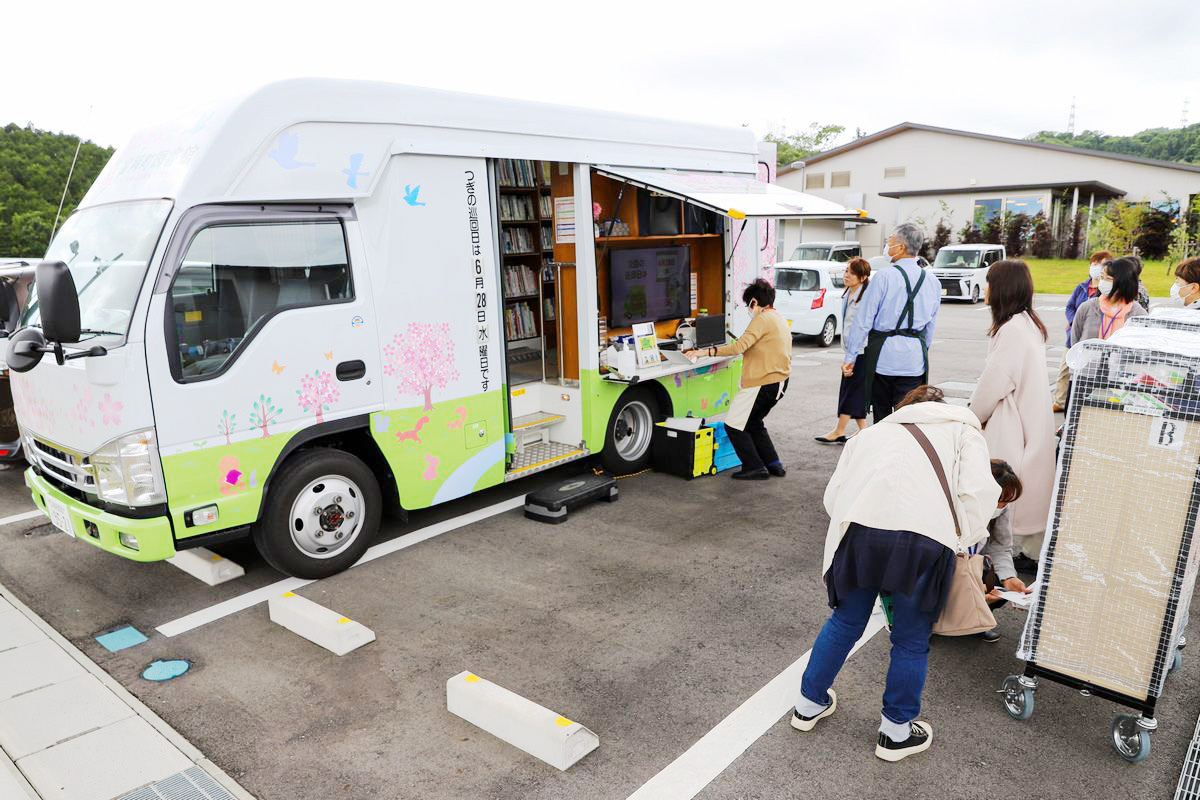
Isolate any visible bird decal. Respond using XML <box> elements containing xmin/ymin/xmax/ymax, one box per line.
<box><xmin>342</xmin><ymin>153</ymin><xmax>370</xmax><ymax>189</ymax></box>
<box><xmin>268</xmin><ymin>132</ymin><xmax>315</xmax><ymax>169</ymax></box>
<box><xmin>404</xmin><ymin>184</ymin><xmax>426</xmax><ymax>206</ymax></box>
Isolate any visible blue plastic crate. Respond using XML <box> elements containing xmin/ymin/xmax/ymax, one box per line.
<box><xmin>709</xmin><ymin>421</ymin><xmax>742</xmax><ymax>472</ymax></box>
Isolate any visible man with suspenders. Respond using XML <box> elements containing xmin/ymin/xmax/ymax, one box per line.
<box><xmin>842</xmin><ymin>223</ymin><xmax>941</xmax><ymax>424</ymax></box>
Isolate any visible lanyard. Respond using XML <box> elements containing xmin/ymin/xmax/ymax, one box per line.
<box><xmin>1099</xmin><ymin>306</ymin><xmax>1124</xmax><ymax>339</ymax></box>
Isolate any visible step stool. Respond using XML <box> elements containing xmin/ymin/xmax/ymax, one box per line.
<box><xmin>525</xmin><ymin>473</ymin><xmax>618</xmax><ymax>524</ymax></box>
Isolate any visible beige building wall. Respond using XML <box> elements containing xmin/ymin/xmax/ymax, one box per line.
<box><xmin>777</xmin><ymin>127</ymin><xmax>1200</xmax><ymax>258</ymax></box>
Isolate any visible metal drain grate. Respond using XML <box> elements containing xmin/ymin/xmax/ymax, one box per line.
<box><xmin>1174</xmin><ymin>713</ymin><xmax>1200</xmax><ymax>799</ymax></box>
<box><xmin>117</xmin><ymin>766</ymin><xmax>237</xmax><ymax>800</ymax></box>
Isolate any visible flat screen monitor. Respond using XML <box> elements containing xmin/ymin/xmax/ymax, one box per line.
<box><xmin>608</xmin><ymin>246</ymin><xmax>690</xmax><ymax>327</ymax></box>
<box><xmin>694</xmin><ymin>314</ymin><xmax>725</xmax><ymax>349</ymax></box>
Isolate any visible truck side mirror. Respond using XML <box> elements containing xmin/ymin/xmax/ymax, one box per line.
<box><xmin>36</xmin><ymin>261</ymin><xmax>81</xmax><ymax>344</ymax></box>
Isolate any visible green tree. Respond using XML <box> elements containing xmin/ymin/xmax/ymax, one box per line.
<box><xmin>1028</xmin><ymin>125</ymin><xmax>1200</xmax><ymax>165</ymax></box>
<box><xmin>0</xmin><ymin>124</ymin><xmax>113</xmax><ymax>256</ymax></box>
<box><xmin>765</xmin><ymin>123</ymin><xmax>847</xmax><ymax>167</ymax></box>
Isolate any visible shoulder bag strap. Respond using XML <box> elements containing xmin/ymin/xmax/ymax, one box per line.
<box><xmin>900</xmin><ymin>422</ymin><xmax>961</xmax><ymax>540</ymax></box>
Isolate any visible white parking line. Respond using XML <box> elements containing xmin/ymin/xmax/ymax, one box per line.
<box><xmin>628</xmin><ymin>607</ymin><xmax>887</xmax><ymax>799</ymax></box>
<box><xmin>156</xmin><ymin>494</ymin><xmax>527</xmax><ymax>638</ymax></box>
<box><xmin>0</xmin><ymin>509</ymin><xmax>44</xmax><ymax>527</ymax></box>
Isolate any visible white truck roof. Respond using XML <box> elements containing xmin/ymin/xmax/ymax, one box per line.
<box><xmin>82</xmin><ymin>78</ymin><xmax>761</xmax><ymax>210</ymax></box>
<box><xmin>938</xmin><ymin>244</ymin><xmax>1003</xmax><ymax>251</ymax></box>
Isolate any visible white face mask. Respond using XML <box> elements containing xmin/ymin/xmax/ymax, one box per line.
<box><xmin>991</xmin><ymin>506</ymin><xmax>1005</xmax><ymax>520</ymax></box>
<box><xmin>1098</xmin><ymin>279</ymin><xmax>1114</xmax><ymax>297</ymax></box>
<box><xmin>1089</xmin><ymin>263</ymin><xmax>1102</xmax><ymax>281</ymax></box>
<box><xmin>1171</xmin><ymin>283</ymin><xmax>1183</xmax><ymax>303</ymax></box>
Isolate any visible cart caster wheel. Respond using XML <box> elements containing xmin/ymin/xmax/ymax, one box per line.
<box><xmin>1170</xmin><ymin>648</ymin><xmax>1183</xmax><ymax>674</ymax></box>
<box><xmin>999</xmin><ymin>676</ymin><xmax>1035</xmax><ymax>721</ymax></box>
<box><xmin>1111</xmin><ymin>714</ymin><xmax>1152</xmax><ymax>763</ymax></box>
<box><xmin>709</xmin><ymin>466</ymin><xmax>717</xmax><ymax>475</ymax></box>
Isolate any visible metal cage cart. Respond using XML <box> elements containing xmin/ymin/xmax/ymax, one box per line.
<box><xmin>1128</xmin><ymin>307</ymin><xmax>1200</xmax><ymax>336</ymax></box>
<box><xmin>1000</xmin><ymin>327</ymin><xmax>1200</xmax><ymax>763</ymax></box>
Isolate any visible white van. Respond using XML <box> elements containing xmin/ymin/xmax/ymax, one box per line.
<box><xmin>8</xmin><ymin>79</ymin><xmax>860</xmax><ymax>578</ymax></box>
<box><xmin>931</xmin><ymin>244</ymin><xmax>1006</xmax><ymax>303</ymax></box>
<box><xmin>788</xmin><ymin>241</ymin><xmax>861</xmax><ymax>263</ymax></box>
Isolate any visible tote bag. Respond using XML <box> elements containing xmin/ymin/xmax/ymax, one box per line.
<box><xmin>901</xmin><ymin>423</ymin><xmax>996</xmax><ymax>636</ymax></box>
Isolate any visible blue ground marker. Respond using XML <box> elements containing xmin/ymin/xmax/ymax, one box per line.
<box><xmin>95</xmin><ymin>626</ymin><xmax>148</xmax><ymax>652</ymax></box>
<box><xmin>142</xmin><ymin>660</ymin><xmax>190</xmax><ymax>682</ymax></box>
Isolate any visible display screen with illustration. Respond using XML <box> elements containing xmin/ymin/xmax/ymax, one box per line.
<box><xmin>609</xmin><ymin>246</ymin><xmax>690</xmax><ymax>326</ymax></box>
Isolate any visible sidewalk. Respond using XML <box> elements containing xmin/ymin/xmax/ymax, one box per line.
<box><xmin>0</xmin><ymin>579</ymin><xmax>254</xmax><ymax>800</ymax></box>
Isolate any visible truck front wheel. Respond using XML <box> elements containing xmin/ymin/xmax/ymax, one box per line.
<box><xmin>253</xmin><ymin>448</ymin><xmax>381</xmax><ymax>579</ymax></box>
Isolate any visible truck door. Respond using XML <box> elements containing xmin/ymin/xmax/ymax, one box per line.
<box><xmin>145</xmin><ymin>205</ymin><xmax>383</xmax><ymax>539</ymax></box>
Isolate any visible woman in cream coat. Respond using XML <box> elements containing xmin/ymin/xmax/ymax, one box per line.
<box><xmin>969</xmin><ymin>260</ymin><xmax>1056</xmax><ymax>561</ymax></box>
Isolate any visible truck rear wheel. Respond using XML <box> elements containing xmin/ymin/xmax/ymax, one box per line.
<box><xmin>252</xmin><ymin>448</ymin><xmax>381</xmax><ymax>579</ymax></box>
<box><xmin>600</xmin><ymin>388</ymin><xmax>662</xmax><ymax>475</ymax></box>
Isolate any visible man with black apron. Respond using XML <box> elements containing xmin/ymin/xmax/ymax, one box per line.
<box><xmin>842</xmin><ymin>223</ymin><xmax>940</xmax><ymax>424</ymax></box>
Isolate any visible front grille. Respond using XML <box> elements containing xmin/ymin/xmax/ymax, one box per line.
<box><xmin>29</xmin><ymin>436</ymin><xmax>95</xmax><ymax>493</ymax></box>
<box><xmin>939</xmin><ymin>278</ymin><xmax>964</xmax><ymax>296</ymax></box>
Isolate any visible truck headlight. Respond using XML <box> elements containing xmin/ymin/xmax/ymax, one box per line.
<box><xmin>89</xmin><ymin>429</ymin><xmax>166</xmax><ymax>506</ymax></box>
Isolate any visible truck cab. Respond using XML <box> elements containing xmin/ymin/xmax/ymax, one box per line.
<box><xmin>931</xmin><ymin>244</ymin><xmax>1006</xmax><ymax>303</ymax></box>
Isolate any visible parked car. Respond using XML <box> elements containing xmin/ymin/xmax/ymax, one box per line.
<box><xmin>0</xmin><ymin>259</ymin><xmax>37</xmax><ymax>463</ymax></box>
<box><xmin>930</xmin><ymin>244</ymin><xmax>1006</xmax><ymax>303</ymax></box>
<box><xmin>773</xmin><ymin>260</ymin><xmax>845</xmax><ymax>347</ymax></box>
<box><xmin>788</xmin><ymin>241</ymin><xmax>861</xmax><ymax>263</ymax></box>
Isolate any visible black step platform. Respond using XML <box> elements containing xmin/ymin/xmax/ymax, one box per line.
<box><xmin>524</xmin><ymin>473</ymin><xmax>618</xmax><ymax>524</ymax></box>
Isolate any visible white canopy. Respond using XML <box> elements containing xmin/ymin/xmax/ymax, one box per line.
<box><xmin>594</xmin><ymin>166</ymin><xmax>869</xmax><ymax>221</ymax></box>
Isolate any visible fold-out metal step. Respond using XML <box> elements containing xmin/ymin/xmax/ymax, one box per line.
<box><xmin>505</xmin><ymin>441</ymin><xmax>589</xmax><ymax>481</ymax></box>
<box><xmin>512</xmin><ymin>411</ymin><xmax>564</xmax><ymax>433</ymax></box>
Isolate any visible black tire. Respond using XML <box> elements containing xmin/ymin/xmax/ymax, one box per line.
<box><xmin>252</xmin><ymin>448</ymin><xmax>382</xmax><ymax>579</ymax></box>
<box><xmin>971</xmin><ymin>284</ymin><xmax>982</xmax><ymax>304</ymax></box>
<box><xmin>601</xmin><ymin>388</ymin><xmax>663</xmax><ymax>475</ymax></box>
<box><xmin>817</xmin><ymin>316</ymin><xmax>837</xmax><ymax>347</ymax></box>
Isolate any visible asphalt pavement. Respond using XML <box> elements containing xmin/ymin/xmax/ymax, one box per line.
<box><xmin>0</xmin><ymin>295</ymin><xmax>1195</xmax><ymax>800</ymax></box>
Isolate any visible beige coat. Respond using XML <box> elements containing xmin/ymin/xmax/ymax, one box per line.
<box><xmin>822</xmin><ymin>401</ymin><xmax>999</xmax><ymax>575</ymax></box>
<box><xmin>969</xmin><ymin>312</ymin><xmax>1056</xmax><ymax>538</ymax></box>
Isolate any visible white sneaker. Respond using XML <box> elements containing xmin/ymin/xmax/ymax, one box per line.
<box><xmin>789</xmin><ymin>689</ymin><xmax>837</xmax><ymax>732</ymax></box>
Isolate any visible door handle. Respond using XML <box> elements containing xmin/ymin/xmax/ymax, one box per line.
<box><xmin>336</xmin><ymin>360</ymin><xmax>366</xmax><ymax>381</ymax></box>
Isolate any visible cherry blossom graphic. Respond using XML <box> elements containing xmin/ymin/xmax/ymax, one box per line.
<box><xmin>98</xmin><ymin>393</ymin><xmax>123</xmax><ymax>426</ymax></box>
<box><xmin>382</xmin><ymin>322</ymin><xmax>458</xmax><ymax>411</ymax></box>
<box><xmin>73</xmin><ymin>386</ymin><xmax>95</xmax><ymax>429</ymax></box>
<box><xmin>217</xmin><ymin>410</ymin><xmax>237</xmax><ymax>445</ymax></box>
<box><xmin>296</xmin><ymin>370</ymin><xmax>340</xmax><ymax>424</ymax></box>
<box><xmin>249</xmin><ymin>394</ymin><xmax>282</xmax><ymax>438</ymax></box>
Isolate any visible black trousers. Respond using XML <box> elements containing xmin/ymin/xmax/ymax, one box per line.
<box><xmin>870</xmin><ymin>373</ymin><xmax>923</xmax><ymax>424</ymax></box>
<box><xmin>726</xmin><ymin>380</ymin><xmax>788</xmax><ymax>471</ymax></box>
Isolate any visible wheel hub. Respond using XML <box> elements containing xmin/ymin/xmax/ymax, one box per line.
<box><xmin>319</xmin><ymin>505</ymin><xmax>346</xmax><ymax>531</ymax></box>
<box><xmin>288</xmin><ymin>476</ymin><xmax>364</xmax><ymax>558</ymax></box>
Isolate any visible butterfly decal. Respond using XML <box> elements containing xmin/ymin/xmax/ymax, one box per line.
<box><xmin>272</xmin><ymin>361</ymin><xmax>286</xmax><ymax>375</ymax></box>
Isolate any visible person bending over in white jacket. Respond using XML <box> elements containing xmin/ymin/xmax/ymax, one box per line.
<box><xmin>789</xmin><ymin>385</ymin><xmax>999</xmax><ymax>763</ymax></box>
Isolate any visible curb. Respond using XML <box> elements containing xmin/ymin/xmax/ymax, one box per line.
<box><xmin>0</xmin><ymin>579</ymin><xmax>256</xmax><ymax>800</ymax></box>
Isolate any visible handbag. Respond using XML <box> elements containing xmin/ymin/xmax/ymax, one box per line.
<box><xmin>901</xmin><ymin>423</ymin><xmax>997</xmax><ymax>636</ymax></box>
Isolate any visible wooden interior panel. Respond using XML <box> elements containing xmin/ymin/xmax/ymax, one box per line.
<box><xmin>551</xmin><ymin>165</ymin><xmax>579</xmax><ymax>380</ymax></box>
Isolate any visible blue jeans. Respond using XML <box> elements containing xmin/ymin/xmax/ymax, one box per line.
<box><xmin>800</xmin><ymin>584</ymin><xmax>933</xmax><ymax>726</ymax></box>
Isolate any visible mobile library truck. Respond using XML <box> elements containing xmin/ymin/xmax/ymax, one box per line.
<box><xmin>9</xmin><ymin>79</ymin><xmax>862</xmax><ymax>578</ymax></box>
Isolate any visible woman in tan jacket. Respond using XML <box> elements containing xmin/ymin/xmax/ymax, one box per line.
<box><xmin>688</xmin><ymin>278</ymin><xmax>791</xmax><ymax>479</ymax></box>
<box><xmin>969</xmin><ymin>261</ymin><xmax>1056</xmax><ymax>561</ymax></box>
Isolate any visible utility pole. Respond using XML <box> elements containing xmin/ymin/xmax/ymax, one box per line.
<box><xmin>1183</xmin><ymin>98</ymin><xmax>1190</xmax><ymax>128</ymax></box>
<box><xmin>1067</xmin><ymin>97</ymin><xmax>1076</xmax><ymax>136</ymax></box>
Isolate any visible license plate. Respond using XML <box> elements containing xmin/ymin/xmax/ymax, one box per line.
<box><xmin>45</xmin><ymin>497</ymin><xmax>73</xmax><ymax>537</ymax></box>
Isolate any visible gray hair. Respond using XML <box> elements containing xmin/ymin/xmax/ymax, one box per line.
<box><xmin>891</xmin><ymin>223</ymin><xmax>925</xmax><ymax>257</ymax></box>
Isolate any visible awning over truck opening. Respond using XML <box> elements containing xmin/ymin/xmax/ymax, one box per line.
<box><xmin>594</xmin><ymin>166</ymin><xmax>870</xmax><ymax>221</ymax></box>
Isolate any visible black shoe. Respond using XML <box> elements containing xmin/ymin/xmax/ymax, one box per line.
<box><xmin>767</xmin><ymin>463</ymin><xmax>787</xmax><ymax>477</ymax></box>
<box><xmin>732</xmin><ymin>468</ymin><xmax>770</xmax><ymax>480</ymax></box>
<box><xmin>875</xmin><ymin>721</ymin><xmax>933</xmax><ymax>762</ymax></box>
<box><xmin>978</xmin><ymin>629</ymin><xmax>1001</xmax><ymax>643</ymax></box>
<box><xmin>1012</xmin><ymin>554</ymin><xmax>1038</xmax><ymax>575</ymax></box>
<box><xmin>789</xmin><ymin>689</ymin><xmax>836</xmax><ymax>732</ymax></box>
<box><xmin>814</xmin><ymin>435</ymin><xmax>847</xmax><ymax>445</ymax></box>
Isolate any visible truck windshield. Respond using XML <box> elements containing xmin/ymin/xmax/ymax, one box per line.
<box><xmin>933</xmin><ymin>250</ymin><xmax>982</xmax><ymax>269</ymax></box>
<box><xmin>790</xmin><ymin>245</ymin><xmax>832</xmax><ymax>261</ymax></box>
<box><xmin>22</xmin><ymin>199</ymin><xmax>173</xmax><ymax>339</ymax></box>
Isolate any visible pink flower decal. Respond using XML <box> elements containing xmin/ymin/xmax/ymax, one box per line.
<box><xmin>98</xmin><ymin>393</ymin><xmax>123</xmax><ymax>426</ymax></box>
<box><xmin>382</xmin><ymin>323</ymin><xmax>458</xmax><ymax>410</ymax></box>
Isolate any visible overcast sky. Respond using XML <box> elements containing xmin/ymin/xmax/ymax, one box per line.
<box><xmin>5</xmin><ymin>0</ymin><xmax>1197</xmax><ymax>151</ymax></box>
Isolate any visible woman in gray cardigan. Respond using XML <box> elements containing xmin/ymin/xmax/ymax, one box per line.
<box><xmin>816</xmin><ymin>258</ymin><xmax>872</xmax><ymax>444</ymax></box>
<box><xmin>1070</xmin><ymin>256</ymin><xmax>1147</xmax><ymax>344</ymax></box>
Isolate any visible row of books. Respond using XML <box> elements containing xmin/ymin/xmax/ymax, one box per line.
<box><xmin>503</xmin><ymin>227</ymin><xmax>539</xmax><ymax>255</ymax></box>
<box><xmin>499</xmin><ymin>194</ymin><xmax>539</xmax><ymax>221</ymax></box>
<box><xmin>505</xmin><ymin>301</ymin><xmax>539</xmax><ymax>340</ymax></box>
<box><xmin>541</xmin><ymin>224</ymin><xmax>553</xmax><ymax>250</ymax></box>
<box><xmin>503</xmin><ymin>264</ymin><xmax>539</xmax><ymax>297</ymax></box>
<box><xmin>497</xmin><ymin>159</ymin><xmax>552</xmax><ymax>188</ymax></box>
<box><xmin>540</xmin><ymin>194</ymin><xmax>553</xmax><ymax>217</ymax></box>
<box><xmin>544</xmin><ymin>298</ymin><xmax>556</xmax><ymax>322</ymax></box>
